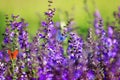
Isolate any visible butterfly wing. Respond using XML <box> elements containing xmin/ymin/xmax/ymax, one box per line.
<box><xmin>8</xmin><ymin>50</ymin><xmax>12</xmax><ymax>59</ymax></box>
<box><xmin>56</xmin><ymin>30</ymin><xmax>66</xmax><ymax>42</ymax></box>
<box><xmin>13</xmin><ymin>50</ymin><xmax>19</xmax><ymax>59</ymax></box>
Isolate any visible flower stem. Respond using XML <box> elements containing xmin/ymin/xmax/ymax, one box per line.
<box><xmin>12</xmin><ymin>59</ymin><xmax>17</xmax><ymax>80</ymax></box>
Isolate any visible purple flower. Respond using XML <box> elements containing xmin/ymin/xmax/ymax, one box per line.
<box><xmin>108</xmin><ymin>26</ymin><xmax>114</xmax><ymax>37</ymax></box>
<box><xmin>41</xmin><ymin>21</ymin><xmax>47</xmax><ymax>27</ymax></box>
<box><xmin>18</xmin><ymin>30</ymin><xmax>29</xmax><ymax>49</ymax></box>
<box><xmin>0</xmin><ymin>51</ymin><xmax>3</xmax><ymax>60</ymax></box>
<box><xmin>5</xmin><ymin>76</ymin><xmax>12</xmax><ymax>80</ymax></box>
<box><xmin>74</xmin><ymin>70</ymin><xmax>82</xmax><ymax>79</ymax></box>
<box><xmin>0</xmin><ymin>76</ymin><xmax>5</xmax><ymax>80</ymax></box>
<box><xmin>94</xmin><ymin>10</ymin><xmax>101</xmax><ymax>18</ymax></box>
<box><xmin>94</xmin><ymin>10</ymin><xmax>105</xmax><ymax>37</ymax></box>
<box><xmin>3</xmin><ymin>28</ymin><xmax>10</xmax><ymax>44</ymax></box>
<box><xmin>105</xmin><ymin>38</ymin><xmax>113</xmax><ymax>47</ymax></box>
<box><xmin>87</xmin><ymin>70</ymin><xmax>95</xmax><ymax>80</ymax></box>
<box><xmin>45</xmin><ymin>10</ymin><xmax>54</xmax><ymax>17</ymax></box>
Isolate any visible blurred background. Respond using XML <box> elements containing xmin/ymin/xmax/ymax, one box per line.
<box><xmin>0</xmin><ymin>0</ymin><xmax>120</xmax><ymax>46</ymax></box>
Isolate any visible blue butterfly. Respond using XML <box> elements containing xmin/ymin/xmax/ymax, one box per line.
<box><xmin>56</xmin><ymin>30</ymin><xmax>67</xmax><ymax>42</ymax></box>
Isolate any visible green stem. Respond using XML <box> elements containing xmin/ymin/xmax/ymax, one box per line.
<box><xmin>12</xmin><ymin>59</ymin><xmax>17</xmax><ymax>80</ymax></box>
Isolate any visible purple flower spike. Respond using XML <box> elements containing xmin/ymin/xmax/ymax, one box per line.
<box><xmin>94</xmin><ymin>10</ymin><xmax>105</xmax><ymax>37</ymax></box>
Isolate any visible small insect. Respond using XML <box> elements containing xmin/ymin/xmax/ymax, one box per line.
<box><xmin>56</xmin><ymin>30</ymin><xmax>67</xmax><ymax>43</ymax></box>
<box><xmin>7</xmin><ymin>49</ymin><xmax>19</xmax><ymax>60</ymax></box>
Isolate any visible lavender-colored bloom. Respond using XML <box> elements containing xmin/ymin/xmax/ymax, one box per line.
<box><xmin>105</xmin><ymin>38</ymin><xmax>113</xmax><ymax>47</ymax></box>
<box><xmin>47</xmin><ymin>23</ymin><xmax>56</xmax><ymax>38</ymax></box>
<box><xmin>87</xmin><ymin>70</ymin><xmax>95</xmax><ymax>80</ymax></box>
<box><xmin>67</xmin><ymin>33</ymin><xmax>83</xmax><ymax>56</ymax></box>
<box><xmin>18</xmin><ymin>30</ymin><xmax>29</xmax><ymax>49</ymax></box>
<box><xmin>55</xmin><ymin>22</ymin><xmax>60</xmax><ymax>28</ymax></box>
<box><xmin>41</xmin><ymin>21</ymin><xmax>47</xmax><ymax>27</ymax></box>
<box><xmin>3</xmin><ymin>28</ymin><xmax>10</xmax><ymax>44</ymax></box>
<box><xmin>4</xmin><ymin>37</ymin><xmax>9</xmax><ymax>44</ymax></box>
<box><xmin>10</xmin><ymin>31</ymin><xmax>15</xmax><ymax>38</ymax></box>
<box><xmin>108</xmin><ymin>26</ymin><xmax>113</xmax><ymax>37</ymax></box>
<box><xmin>0</xmin><ymin>51</ymin><xmax>3</xmax><ymax>60</ymax></box>
<box><xmin>94</xmin><ymin>10</ymin><xmax>105</xmax><ymax>37</ymax></box>
<box><xmin>45</xmin><ymin>10</ymin><xmax>54</xmax><ymax>17</ymax></box>
<box><xmin>10</xmin><ymin>18</ymin><xmax>28</xmax><ymax>31</ymax></box>
<box><xmin>5</xmin><ymin>76</ymin><xmax>12</xmax><ymax>80</ymax></box>
<box><xmin>0</xmin><ymin>76</ymin><xmax>5</xmax><ymax>80</ymax></box>
<box><xmin>74</xmin><ymin>70</ymin><xmax>82</xmax><ymax>80</ymax></box>
<box><xmin>10</xmin><ymin>21</ymin><xmax>18</xmax><ymax>30</ymax></box>
<box><xmin>94</xmin><ymin>9</ymin><xmax>101</xmax><ymax>18</ymax></box>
